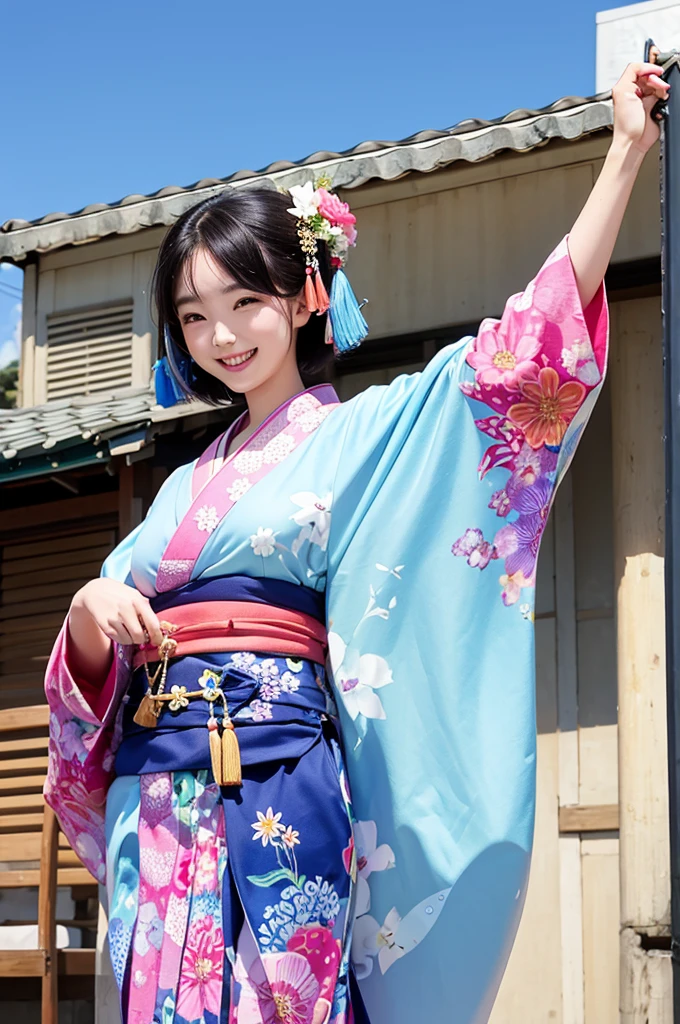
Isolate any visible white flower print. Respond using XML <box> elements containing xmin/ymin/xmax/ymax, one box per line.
<box><xmin>230</xmin><ymin>652</ymin><xmax>258</xmax><ymax>671</ymax></box>
<box><xmin>352</xmin><ymin>888</ymin><xmax>451</xmax><ymax>978</ymax></box>
<box><xmin>353</xmin><ymin>820</ymin><xmax>396</xmax><ymax>916</ymax></box>
<box><xmin>328</xmin><ymin>632</ymin><xmax>393</xmax><ymax>722</ymax></box>
<box><xmin>296</xmin><ymin>409</ymin><xmax>327</xmax><ymax>433</ymax></box>
<box><xmin>280</xmin><ymin>671</ymin><xmax>300</xmax><ymax>694</ymax></box>
<box><xmin>561</xmin><ymin>339</ymin><xmax>600</xmax><ymax>385</ymax></box>
<box><xmin>194</xmin><ymin>504</ymin><xmax>219</xmax><ymax>533</ymax></box>
<box><xmin>250</xmin><ymin>527</ymin><xmax>276</xmax><ymax>557</ymax></box>
<box><xmin>263</xmin><ymin>433</ymin><xmax>296</xmax><ymax>465</ymax></box>
<box><xmin>233</xmin><ymin>449</ymin><xmax>263</xmax><ymax>475</ymax></box>
<box><xmin>290</xmin><ymin>492</ymin><xmax>332</xmax><ymax>555</ymax></box>
<box><xmin>509</xmin><ymin>279</ymin><xmax>535</xmax><ymax>312</ymax></box>
<box><xmin>251</xmin><ymin>807</ymin><xmax>284</xmax><ymax>847</ymax></box>
<box><xmin>227</xmin><ymin>477</ymin><xmax>252</xmax><ymax>502</ymax></box>
<box><xmin>287</xmin><ymin>181</ymin><xmax>320</xmax><ymax>220</ymax></box>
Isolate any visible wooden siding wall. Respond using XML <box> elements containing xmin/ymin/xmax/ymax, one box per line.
<box><xmin>0</xmin><ymin>494</ymin><xmax>119</xmax><ymax>710</ymax></box>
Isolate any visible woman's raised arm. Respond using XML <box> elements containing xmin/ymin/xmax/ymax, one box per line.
<box><xmin>567</xmin><ymin>61</ymin><xmax>670</xmax><ymax>309</ymax></box>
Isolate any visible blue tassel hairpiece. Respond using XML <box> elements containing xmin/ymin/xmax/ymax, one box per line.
<box><xmin>329</xmin><ymin>268</ymin><xmax>368</xmax><ymax>353</ymax></box>
<box><xmin>153</xmin><ymin>327</ymin><xmax>194</xmax><ymax>407</ymax></box>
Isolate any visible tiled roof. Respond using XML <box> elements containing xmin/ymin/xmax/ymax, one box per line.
<box><xmin>0</xmin><ymin>388</ymin><xmax>212</xmax><ymax>465</ymax></box>
<box><xmin>0</xmin><ymin>94</ymin><xmax>613</xmax><ymax>262</ymax></box>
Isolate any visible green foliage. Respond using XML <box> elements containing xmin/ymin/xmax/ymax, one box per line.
<box><xmin>0</xmin><ymin>360</ymin><xmax>18</xmax><ymax>409</ymax></box>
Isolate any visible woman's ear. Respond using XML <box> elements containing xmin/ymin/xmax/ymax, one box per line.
<box><xmin>292</xmin><ymin>289</ymin><xmax>313</xmax><ymax>329</ymax></box>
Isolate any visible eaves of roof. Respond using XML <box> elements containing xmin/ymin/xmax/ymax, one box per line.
<box><xmin>0</xmin><ymin>388</ymin><xmax>218</xmax><ymax>477</ymax></box>
<box><xmin>0</xmin><ymin>93</ymin><xmax>614</xmax><ymax>263</ymax></box>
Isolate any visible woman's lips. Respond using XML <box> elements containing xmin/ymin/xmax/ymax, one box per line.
<box><xmin>218</xmin><ymin>349</ymin><xmax>257</xmax><ymax>373</ymax></box>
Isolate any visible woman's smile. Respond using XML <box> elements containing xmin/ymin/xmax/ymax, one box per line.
<box><xmin>218</xmin><ymin>348</ymin><xmax>258</xmax><ymax>371</ymax></box>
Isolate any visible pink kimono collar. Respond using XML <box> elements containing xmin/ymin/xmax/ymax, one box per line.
<box><xmin>155</xmin><ymin>384</ymin><xmax>339</xmax><ymax>593</ymax></box>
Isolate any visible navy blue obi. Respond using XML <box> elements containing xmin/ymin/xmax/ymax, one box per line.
<box><xmin>115</xmin><ymin>576</ymin><xmax>333</xmax><ymax>777</ymax></box>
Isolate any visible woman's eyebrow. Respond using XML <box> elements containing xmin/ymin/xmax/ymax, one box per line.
<box><xmin>175</xmin><ymin>282</ymin><xmax>242</xmax><ymax>309</ymax></box>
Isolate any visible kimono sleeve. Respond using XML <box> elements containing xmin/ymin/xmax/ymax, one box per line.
<box><xmin>323</xmin><ymin>234</ymin><xmax>608</xmax><ymax>1022</ymax></box>
<box><xmin>43</xmin><ymin>470</ymin><xmax>179</xmax><ymax>882</ymax></box>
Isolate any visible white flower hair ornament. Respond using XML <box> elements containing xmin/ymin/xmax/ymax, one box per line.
<box><xmin>286</xmin><ymin>176</ymin><xmax>368</xmax><ymax>354</ymax></box>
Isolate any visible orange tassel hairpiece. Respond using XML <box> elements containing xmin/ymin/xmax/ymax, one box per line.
<box><xmin>314</xmin><ymin>272</ymin><xmax>330</xmax><ymax>314</ymax></box>
<box><xmin>304</xmin><ymin>268</ymin><xmax>318</xmax><ymax>313</ymax></box>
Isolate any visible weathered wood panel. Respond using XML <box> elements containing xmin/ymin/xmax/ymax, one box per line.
<box><xmin>611</xmin><ymin>296</ymin><xmax>670</xmax><ymax>1021</ymax></box>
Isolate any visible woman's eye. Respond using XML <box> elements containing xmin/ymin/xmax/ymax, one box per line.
<box><xmin>235</xmin><ymin>297</ymin><xmax>258</xmax><ymax>309</ymax></box>
<box><xmin>182</xmin><ymin>313</ymin><xmax>204</xmax><ymax>324</ymax></box>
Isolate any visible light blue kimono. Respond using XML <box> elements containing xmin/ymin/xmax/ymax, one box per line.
<box><xmin>86</xmin><ymin>232</ymin><xmax>608</xmax><ymax>1022</ymax></box>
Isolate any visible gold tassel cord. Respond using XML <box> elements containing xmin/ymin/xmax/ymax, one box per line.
<box><xmin>221</xmin><ymin>718</ymin><xmax>242</xmax><ymax>787</ymax></box>
<box><xmin>132</xmin><ymin>635</ymin><xmax>178</xmax><ymax>729</ymax></box>
<box><xmin>208</xmin><ymin>717</ymin><xmax>225</xmax><ymax>787</ymax></box>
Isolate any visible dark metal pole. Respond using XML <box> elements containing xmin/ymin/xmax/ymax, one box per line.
<box><xmin>652</xmin><ymin>37</ymin><xmax>680</xmax><ymax>1019</ymax></box>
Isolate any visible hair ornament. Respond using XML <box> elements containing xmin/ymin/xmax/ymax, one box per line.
<box><xmin>153</xmin><ymin>327</ymin><xmax>194</xmax><ymax>407</ymax></box>
<box><xmin>286</xmin><ymin>176</ymin><xmax>368</xmax><ymax>353</ymax></box>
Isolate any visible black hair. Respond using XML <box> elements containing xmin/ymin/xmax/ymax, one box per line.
<box><xmin>151</xmin><ymin>186</ymin><xmax>334</xmax><ymax>405</ymax></box>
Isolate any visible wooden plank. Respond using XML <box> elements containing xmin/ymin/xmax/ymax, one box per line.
<box><xmin>0</xmin><ymin>597</ymin><xmax>71</xmax><ymax>622</ymax></box>
<box><xmin>559</xmin><ymin>834</ymin><xmax>585</xmax><ymax>1024</ymax></box>
<box><xmin>0</xmin><ymin>736</ymin><xmax>48</xmax><ymax>755</ymax></box>
<box><xmin>2</xmin><ymin>561</ymin><xmax>103</xmax><ymax>592</ymax></box>
<box><xmin>0</xmin><ymin>949</ymin><xmax>46</xmax><ymax>977</ymax></box>
<box><xmin>582</xmin><ymin>838</ymin><xmax>620</xmax><ymax>1024</ymax></box>
<box><xmin>0</xmin><ymin>866</ymin><xmax>90</xmax><ymax>888</ymax></box>
<box><xmin>554</xmin><ymin>479</ymin><xmax>585</xmax><ymax>1024</ymax></box>
<box><xmin>0</xmin><ymin>756</ymin><xmax>49</xmax><ymax>775</ymax></box>
<box><xmin>1</xmin><ymin>577</ymin><xmax>94</xmax><ymax>605</ymax></box>
<box><xmin>0</xmin><ymin>615</ymin><xmax>64</xmax><ymax>640</ymax></box>
<box><xmin>611</xmin><ymin>299</ymin><xmax>670</xmax><ymax>933</ymax></box>
<box><xmin>0</xmin><ymin>671</ymin><xmax>48</xmax><ymax>692</ymax></box>
<box><xmin>0</xmin><ymin>657</ymin><xmax>50</xmax><ymax>678</ymax></box>
<box><xmin>0</xmin><ymin>813</ymin><xmax>45</xmax><ymax>832</ymax></box>
<box><xmin>0</xmin><ymin>792</ymin><xmax>46</xmax><ymax>812</ymax></box>
<box><xmin>0</xmin><ymin>493</ymin><xmax>118</xmax><ymax>534</ymax></box>
<box><xmin>559</xmin><ymin>804</ymin><xmax>620</xmax><ymax>833</ymax></box>
<box><xmin>2</xmin><ymin>543</ymin><xmax>114</xmax><ymax>578</ymax></box>
<box><xmin>58</xmin><ymin>949</ymin><xmax>96</xmax><ymax>976</ymax></box>
<box><xmin>0</xmin><ymin>775</ymin><xmax>46</xmax><ymax>795</ymax></box>
<box><xmin>0</xmin><ymin>834</ymin><xmax>75</xmax><ymax>862</ymax></box>
<box><xmin>0</xmin><ymin>706</ymin><xmax>49</xmax><ymax>731</ymax></box>
<box><xmin>0</xmin><ymin>833</ymin><xmax>42</xmax><ymax>859</ymax></box>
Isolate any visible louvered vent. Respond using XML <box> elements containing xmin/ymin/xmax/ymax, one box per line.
<box><xmin>46</xmin><ymin>303</ymin><xmax>134</xmax><ymax>400</ymax></box>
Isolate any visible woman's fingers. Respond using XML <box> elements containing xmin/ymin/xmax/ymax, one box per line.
<box><xmin>105</xmin><ymin>622</ymin><xmax>135</xmax><ymax>646</ymax></box>
<box><xmin>120</xmin><ymin>608</ymin><xmax>148</xmax><ymax>646</ymax></box>
<box><xmin>135</xmin><ymin>601</ymin><xmax>164</xmax><ymax>647</ymax></box>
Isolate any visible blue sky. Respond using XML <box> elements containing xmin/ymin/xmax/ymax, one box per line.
<box><xmin>0</xmin><ymin>0</ymin><xmax>622</xmax><ymax>368</ymax></box>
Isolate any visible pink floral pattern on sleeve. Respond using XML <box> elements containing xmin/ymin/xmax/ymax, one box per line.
<box><xmin>452</xmin><ymin>234</ymin><xmax>609</xmax><ymax>606</ymax></box>
<box><xmin>43</xmin><ymin>623</ymin><xmax>131</xmax><ymax>882</ymax></box>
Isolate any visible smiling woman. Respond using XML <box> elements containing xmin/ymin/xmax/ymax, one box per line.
<box><xmin>41</xmin><ymin>61</ymin><xmax>665</xmax><ymax>1024</ymax></box>
<box><xmin>152</xmin><ymin>188</ymin><xmax>337</xmax><ymax>413</ymax></box>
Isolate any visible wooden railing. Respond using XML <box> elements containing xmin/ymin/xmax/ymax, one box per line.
<box><xmin>0</xmin><ymin>705</ymin><xmax>96</xmax><ymax>1023</ymax></box>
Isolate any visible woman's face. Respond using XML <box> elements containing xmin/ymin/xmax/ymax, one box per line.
<box><xmin>173</xmin><ymin>246</ymin><xmax>310</xmax><ymax>395</ymax></box>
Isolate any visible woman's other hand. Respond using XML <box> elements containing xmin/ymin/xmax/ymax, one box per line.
<box><xmin>70</xmin><ymin>578</ymin><xmax>164</xmax><ymax>647</ymax></box>
<box><xmin>612</xmin><ymin>60</ymin><xmax>671</xmax><ymax>156</ymax></box>
<box><xmin>66</xmin><ymin>578</ymin><xmax>164</xmax><ymax>687</ymax></box>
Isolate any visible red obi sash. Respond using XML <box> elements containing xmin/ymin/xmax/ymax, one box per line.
<box><xmin>133</xmin><ymin>600</ymin><xmax>328</xmax><ymax>669</ymax></box>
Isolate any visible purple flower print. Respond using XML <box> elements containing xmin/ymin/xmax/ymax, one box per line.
<box><xmin>489</xmin><ymin>489</ymin><xmax>511</xmax><ymax>517</ymax></box>
<box><xmin>251</xmin><ymin>700</ymin><xmax>273</xmax><ymax>722</ymax></box>
<box><xmin>509</xmin><ymin>443</ymin><xmax>558</xmax><ymax>490</ymax></box>
<box><xmin>504</xmin><ymin>515</ymin><xmax>542</xmax><ymax>578</ymax></box>
<box><xmin>452</xmin><ymin>528</ymin><xmax>497</xmax><ymax>570</ymax></box>
<box><xmin>510</xmin><ymin>476</ymin><xmax>552</xmax><ymax>519</ymax></box>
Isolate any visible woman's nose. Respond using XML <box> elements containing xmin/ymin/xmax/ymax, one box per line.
<box><xmin>213</xmin><ymin>322</ymin><xmax>237</xmax><ymax>346</ymax></box>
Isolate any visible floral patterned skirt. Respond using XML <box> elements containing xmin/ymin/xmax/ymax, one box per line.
<box><xmin>105</xmin><ymin>652</ymin><xmax>365</xmax><ymax>1024</ymax></box>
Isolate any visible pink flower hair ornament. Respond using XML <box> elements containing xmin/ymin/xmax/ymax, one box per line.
<box><xmin>285</xmin><ymin>176</ymin><xmax>368</xmax><ymax>353</ymax></box>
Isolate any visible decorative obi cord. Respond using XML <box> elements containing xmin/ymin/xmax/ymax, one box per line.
<box><xmin>117</xmin><ymin>576</ymin><xmax>332</xmax><ymax>788</ymax></box>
